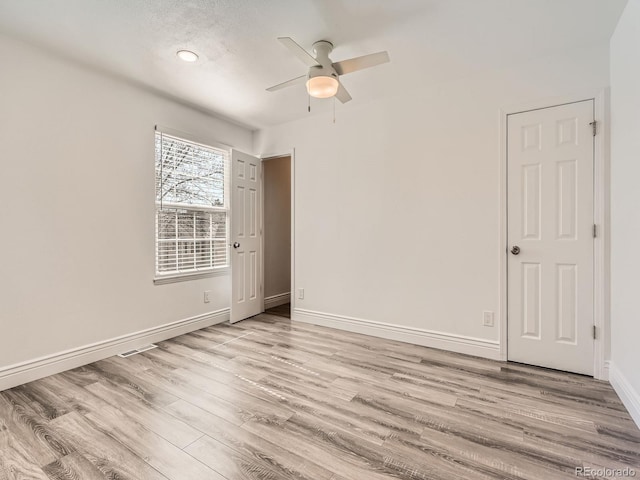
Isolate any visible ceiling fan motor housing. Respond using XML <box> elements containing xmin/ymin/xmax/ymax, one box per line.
<box><xmin>312</xmin><ymin>40</ymin><xmax>334</xmax><ymax>66</ymax></box>
<box><xmin>308</xmin><ymin>65</ymin><xmax>338</xmax><ymax>80</ymax></box>
<box><xmin>307</xmin><ymin>41</ymin><xmax>341</xmax><ymax>99</ymax></box>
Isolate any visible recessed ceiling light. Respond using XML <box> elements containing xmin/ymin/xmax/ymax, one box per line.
<box><xmin>176</xmin><ymin>50</ymin><xmax>199</xmax><ymax>62</ymax></box>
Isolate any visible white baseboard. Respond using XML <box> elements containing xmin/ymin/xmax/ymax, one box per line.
<box><xmin>0</xmin><ymin>308</ymin><xmax>229</xmax><ymax>392</ymax></box>
<box><xmin>293</xmin><ymin>308</ymin><xmax>501</xmax><ymax>360</ymax></box>
<box><xmin>609</xmin><ymin>361</ymin><xmax>640</xmax><ymax>429</ymax></box>
<box><xmin>265</xmin><ymin>292</ymin><xmax>291</xmax><ymax>309</ymax></box>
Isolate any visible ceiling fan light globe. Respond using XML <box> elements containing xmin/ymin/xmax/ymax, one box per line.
<box><xmin>306</xmin><ymin>76</ymin><xmax>339</xmax><ymax>99</ymax></box>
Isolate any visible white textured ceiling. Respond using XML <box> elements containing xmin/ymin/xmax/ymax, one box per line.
<box><xmin>0</xmin><ymin>0</ymin><xmax>628</xmax><ymax>129</ymax></box>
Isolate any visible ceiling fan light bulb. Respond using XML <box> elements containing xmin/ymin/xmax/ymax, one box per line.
<box><xmin>306</xmin><ymin>76</ymin><xmax>339</xmax><ymax>98</ymax></box>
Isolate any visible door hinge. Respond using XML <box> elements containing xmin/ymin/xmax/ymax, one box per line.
<box><xmin>593</xmin><ymin>224</ymin><xmax>597</xmax><ymax>238</ymax></box>
<box><xmin>593</xmin><ymin>325</ymin><xmax>597</xmax><ymax>340</ymax></box>
<box><xmin>589</xmin><ymin>121</ymin><xmax>597</xmax><ymax>137</ymax></box>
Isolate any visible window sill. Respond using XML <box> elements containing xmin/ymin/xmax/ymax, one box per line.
<box><xmin>153</xmin><ymin>268</ymin><xmax>230</xmax><ymax>285</ymax></box>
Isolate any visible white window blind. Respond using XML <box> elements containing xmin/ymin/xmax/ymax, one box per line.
<box><xmin>155</xmin><ymin>131</ymin><xmax>229</xmax><ymax>278</ymax></box>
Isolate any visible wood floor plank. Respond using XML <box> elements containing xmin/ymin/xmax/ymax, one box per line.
<box><xmin>226</xmin><ymin>354</ymin><xmax>338</xmax><ymax>391</ymax></box>
<box><xmin>120</xmin><ymin>346</ymin><xmax>256</xmax><ymax>387</ymax></box>
<box><xmin>34</xmin><ymin>376</ymin><xmax>222</xmax><ymax>480</ymax></box>
<box><xmin>86</xmin><ymin>360</ymin><xmax>179</xmax><ymax>407</ymax></box>
<box><xmin>205</xmin><ymin>333</ymin><xmax>320</xmax><ymax>369</ymax></box>
<box><xmin>0</xmin><ymin>392</ymin><xmax>75</xmax><ymax>467</ymax></box>
<box><xmin>81</xmin><ymin>380</ymin><xmax>203</xmax><ymax>449</ymax></box>
<box><xmin>107</xmin><ymin>347</ymin><xmax>178</xmax><ymax>373</ymax></box>
<box><xmin>264</xmin><ymin>369</ymin><xmax>358</xmax><ymax>402</ymax></box>
<box><xmin>54</xmin><ymin>366</ymin><xmax>103</xmax><ymax>388</ymax></box>
<box><xmin>262</xmin><ymin>303</ymin><xmax>290</xmax><ymax>318</ymax></box>
<box><xmin>390</xmin><ymin>359</ymin><xmax>625</xmax><ymax>429</ymax></box>
<box><xmin>50</xmin><ymin>411</ymin><xmax>169</xmax><ymax>480</ymax></box>
<box><xmin>256</xmin><ymin>374</ymin><xmax>394</xmax><ymax>444</ymax></box>
<box><xmin>0</xmin><ymin>429</ymin><xmax>50</xmax><ymax>480</ymax></box>
<box><xmin>455</xmin><ymin>396</ymin><xmax>599</xmax><ymax>436</ymax></box>
<box><xmin>81</xmin><ymin>410</ymin><xmax>225</xmax><ymax>480</ymax></box>
<box><xmin>42</xmin><ymin>452</ymin><xmax>107</xmax><ymax>480</ymax></box>
<box><xmin>283</xmin><ymin>411</ymin><xmax>462</xmax><ymax>480</ymax></box>
<box><xmin>166</xmin><ymin>399</ymin><xmax>335</xmax><ymax>480</ymax></box>
<box><xmin>522</xmin><ymin>425</ymin><xmax>640</xmax><ymax>470</ymax></box>
<box><xmin>352</xmin><ymin>384</ymin><xmax>527</xmax><ymax>446</ymax></box>
<box><xmin>304</xmin><ymin>355</ymin><xmax>395</xmax><ymax>386</ymax></box>
<box><xmin>382</xmin><ymin>435</ymin><xmax>506</xmax><ymax>480</ymax></box>
<box><xmin>540</xmin><ymin>388</ymin><xmax>634</xmax><ymax>418</ymax></box>
<box><xmin>241</xmin><ymin>416</ymin><xmax>403</xmax><ymax>480</ymax></box>
<box><xmin>133</xmin><ymin>363</ymin><xmax>287</xmax><ymax>427</ymax></box>
<box><xmin>388</xmin><ymin>430</ymin><xmax>566</xmax><ymax>480</ymax></box>
<box><xmin>415</xmin><ymin>411</ymin><xmax>587</xmax><ymax>479</ymax></box>
<box><xmin>476</xmin><ymin>384</ymin><xmax>636</xmax><ymax>432</ymax></box>
<box><xmin>3</xmin><ymin>385</ymin><xmax>72</xmax><ymax>423</ymax></box>
<box><xmin>164</xmin><ymin>366</ymin><xmax>296</xmax><ymax>421</ymax></box>
<box><xmin>332</xmin><ymin>374</ymin><xmax>458</xmax><ymax>409</ymax></box>
<box><xmin>184</xmin><ymin>433</ymin><xmax>296</xmax><ymax>480</ymax></box>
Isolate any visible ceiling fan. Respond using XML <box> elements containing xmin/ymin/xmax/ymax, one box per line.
<box><xmin>266</xmin><ymin>37</ymin><xmax>390</xmax><ymax>103</ymax></box>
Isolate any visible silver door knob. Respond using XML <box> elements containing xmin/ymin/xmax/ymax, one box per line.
<box><xmin>233</xmin><ymin>242</ymin><xmax>240</xmax><ymax>249</ymax></box>
<box><xmin>510</xmin><ymin>246</ymin><xmax>521</xmax><ymax>255</ymax></box>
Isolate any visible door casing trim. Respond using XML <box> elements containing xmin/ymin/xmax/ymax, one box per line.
<box><xmin>499</xmin><ymin>89</ymin><xmax>609</xmax><ymax>380</ymax></box>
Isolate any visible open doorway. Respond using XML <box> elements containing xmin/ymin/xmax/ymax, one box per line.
<box><xmin>262</xmin><ymin>155</ymin><xmax>292</xmax><ymax>318</ymax></box>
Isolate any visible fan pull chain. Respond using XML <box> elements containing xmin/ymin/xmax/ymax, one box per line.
<box><xmin>333</xmin><ymin>97</ymin><xmax>336</xmax><ymax>124</ymax></box>
<box><xmin>308</xmin><ymin>92</ymin><xmax>311</xmax><ymax>113</ymax></box>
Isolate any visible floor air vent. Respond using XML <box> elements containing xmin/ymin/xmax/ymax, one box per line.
<box><xmin>117</xmin><ymin>344</ymin><xmax>158</xmax><ymax>358</ymax></box>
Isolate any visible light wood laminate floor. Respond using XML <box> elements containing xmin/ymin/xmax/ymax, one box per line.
<box><xmin>1</xmin><ymin>306</ymin><xmax>638</xmax><ymax>479</ymax></box>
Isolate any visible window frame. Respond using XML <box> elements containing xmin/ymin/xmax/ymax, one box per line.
<box><xmin>153</xmin><ymin>127</ymin><xmax>231</xmax><ymax>284</ymax></box>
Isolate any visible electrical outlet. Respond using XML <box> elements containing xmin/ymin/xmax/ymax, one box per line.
<box><xmin>204</xmin><ymin>290</ymin><xmax>211</xmax><ymax>303</ymax></box>
<box><xmin>482</xmin><ymin>311</ymin><xmax>494</xmax><ymax>327</ymax></box>
<box><xmin>298</xmin><ymin>288</ymin><xmax>304</xmax><ymax>300</ymax></box>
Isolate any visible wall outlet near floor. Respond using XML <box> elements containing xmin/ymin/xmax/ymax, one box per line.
<box><xmin>298</xmin><ymin>288</ymin><xmax>304</xmax><ymax>300</ymax></box>
<box><xmin>204</xmin><ymin>290</ymin><xmax>211</xmax><ymax>303</ymax></box>
<box><xmin>482</xmin><ymin>311</ymin><xmax>494</xmax><ymax>327</ymax></box>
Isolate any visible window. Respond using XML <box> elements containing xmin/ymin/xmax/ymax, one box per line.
<box><xmin>155</xmin><ymin>130</ymin><xmax>229</xmax><ymax>281</ymax></box>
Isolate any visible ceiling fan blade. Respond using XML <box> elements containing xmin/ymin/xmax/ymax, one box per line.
<box><xmin>277</xmin><ymin>37</ymin><xmax>320</xmax><ymax>67</ymax></box>
<box><xmin>335</xmin><ymin>82</ymin><xmax>352</xmax><ymax>104</ymax></box>
<box><xmin>332</xmin><ymin>51</ymin><xmax>390</xmax><ymax>76</ymax></box>
<box><xmin>266</xmin><ymin>75</ymin><xmax>307</xmax><ymax>92</ymax></box>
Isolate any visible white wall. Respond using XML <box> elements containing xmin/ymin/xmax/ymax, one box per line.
<box><xmin>610</xmin><ymin>0</ymin><xmax>640</xmax><ymax>426</ymax></box>
<box><xmin>255</xmin><ymin>43</ymin><xmax>610</xmax><ymax>356</ymax></box>
<box><xmin>263</xmin><ymin>156</ymin><xmax>291</xmax><ymax>299</ymax></box>
<box><xmin>0</xmin><ymin>35</ymin><xmax>252</xmax><ymax>375</ymax></box>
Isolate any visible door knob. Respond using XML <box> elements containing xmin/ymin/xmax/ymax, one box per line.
<box><xmin>510</xmin><ymin>246</ymin><xmax>521</xmax><ymax>255</ymax></box>
<box><xmin>233</xmin><ymin>242</ymin><xmax>240</xmax><ymax>249</ymax></box>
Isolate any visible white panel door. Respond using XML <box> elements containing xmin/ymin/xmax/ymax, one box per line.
<box><xmin>230</xmin><ymin>150</ymin><xmax>262</xmax><ymax>323</ymax></box>
<box><xmin>507</xmin><ymin>100</ymin><xmax>594</xmax><ymax>375</ymax></box>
